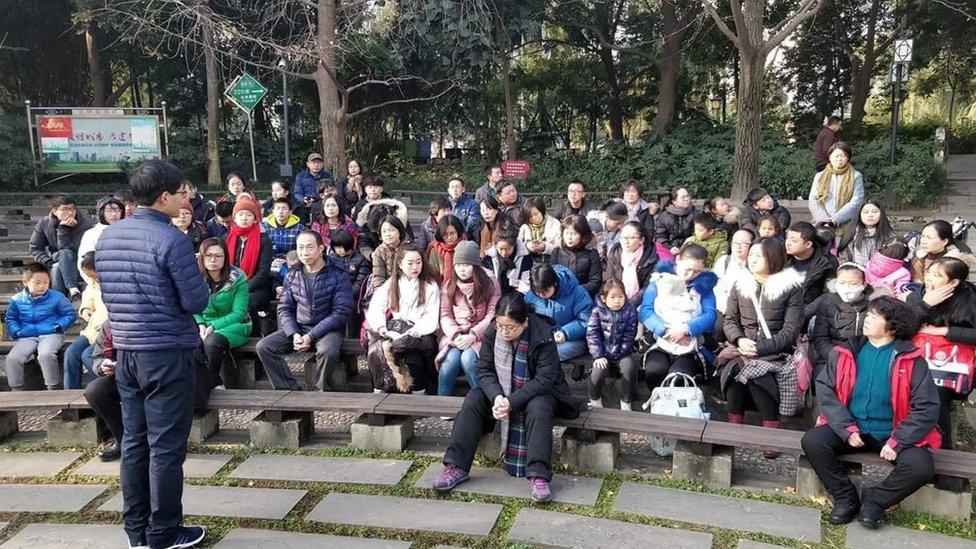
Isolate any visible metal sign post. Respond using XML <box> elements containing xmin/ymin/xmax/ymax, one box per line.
<box><xmin>889</xmin><ymin>39</ymin><xmax>913</xmax><ymax>166</ymax></box>
<box><xmin>224</xmin><ymin>72</ymin><xmax>268</xmax><ymax>183</ymax></box>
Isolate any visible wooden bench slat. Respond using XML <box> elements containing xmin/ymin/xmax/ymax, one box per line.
<box><xmin>206</xmin><ymin>389</ymin><xmax>290</xmax><ymax>410</ymax></box>
<box><xmin>373</xmin><ymin>393</ymin><xmax>465</xmax><ymax>417</ymax></box>
<box><xmin>700</xmin><ymin>421</ymin><xmax>803</xmax><ymax>452</ymax></box>
<box><xmin>0</xmin><ymin>390</ymin><xmax>87</xmax><ymax>411</ymax></box>
<box><xmin>273</xmin><ymin>391</ymin><xmax>385</xmax><ymax>413</ymax></box>
<box><xmin>584</xmin><ymin>409</ymin><xmax>706</xmax><ymax>439</ymax></box>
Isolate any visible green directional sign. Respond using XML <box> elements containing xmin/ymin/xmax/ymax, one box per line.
<box><xmin>225</xmin><ymin>72</ymin><xmax>267</xmax><ymax>112</ymax></box>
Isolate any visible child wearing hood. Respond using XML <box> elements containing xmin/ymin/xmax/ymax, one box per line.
<box><xmin>866</xmin><ymin>241</ymin><xmax>911</xmax><ymax>297</ymax></box>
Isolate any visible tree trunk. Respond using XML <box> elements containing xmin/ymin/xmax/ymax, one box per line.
<box><xmin>849</xmin><ymin>0</ymin><xmax>882</xmax><ymax>124</ymax></box>
<box><xmin>495</xmin><ymin>17</ymin><xmax>517</xmax><ymax>160</ymax></box>
<box><xmin>652</xmin><ymin>0</ymin><xmax>685</xmax><ymax>136</ymax></box>
<box><xmin>596</xmin><ymin>46</ymin><xmax>625</xmax><ymax>142</ymax></box>
<box><xmin>204</xmin><ymin>24</ymin><xmax>222</xmax><ymax>187</ymax></box>
<box><xmin>731</xmin><ymin>52</ymin><xmax>764</xmax><ymax>202</ymax></box>
<box><xmin>85</xmin><ymin>24</ymin><xmax>108</xmax><ymax>107</ymax></box>
<box><xmin>316</xmin><ymin>0</ymin><xmax>346</xmax><ymax>175</ymax></box>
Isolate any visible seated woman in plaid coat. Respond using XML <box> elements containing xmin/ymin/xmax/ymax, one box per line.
<box><xmin>430</xmin><ymin>292</ymin><xmax>582</xmax><ymax>502</ymax></box>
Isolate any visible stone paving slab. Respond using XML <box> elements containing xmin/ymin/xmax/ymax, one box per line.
<box><xmin>0</xmin><ymin>484</ymin><xmax>107</xmax><ymax>512</ymax></box>
<box><xmin>846</xmin><ymin>523</ymin><xmax>976</xmax><ymax>549</ymax></box>
<box><xmin>414</xmin><ymin>463</ymin><xmax>602</xmax><ymax>505</ymax></box>
<box><xmin>613</xmin><ymin>483</ymin><xmax>822</xmax><ymax>542</ymax></box>
<box><xmin>100</xmin><ymin>485</ymin><xmax>306</xmax><ymax>520</ymax></box>
<box><xmin>0</xmin><ymin>452</ymin><xmax>82</xmax><ymax>477</ymax></box>
<box><xmin>229</xmin><ymin>455</ymin><xmax>411</xmax><ymax>486</ymax></box>
<box><xmin>738</xmin><ymin>541</ymin><xmax>788</xmax><ymax>549</ymax></box>
<box><xmin>212</xmin><ymin>528</ymin><xmax>413</xmax><ymax>548</ymax></box>
<box><xmin>74</xmin><ymin>453</ymin><xmax>232</xmax><ymax>479</ymax></box>
<box><xmin>509</xmin><ymin>508</ymin><xmax>713</xmax><ymax>548</ymax></box>
<box><xmin>0</xmin><ymin>523</ymin><xmax>129</xmax><ymax>548</ymax></box>
<box><xmin>307</xmin><ymin>493</ymin><xmax>503</xmax><ymax>537</ymax></box>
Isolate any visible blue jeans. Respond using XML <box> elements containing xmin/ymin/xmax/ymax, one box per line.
<box><xmin>116</xmin><ymin>348</ymin><xmax>195</xmax><ymax>548</ymax></box>
<box><xmin>438</xmin><ymin>347</ymin><xmax>479</xmax><ymax>396</ymax></box>
<box><xmin>50</xmin><ymin>249</ymin><xmax>80</xmax><ymax>296</ymax></box>
<box><xmin>556</xmin><ymin>339</ymin><xmax>587</xmax><ymax>362</ymax></box>
<box><xmin>63</xmin><ymin>334</ymin><xmax>93</xmax><ymax>390</ymax></box>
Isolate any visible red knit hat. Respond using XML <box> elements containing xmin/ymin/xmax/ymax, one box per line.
<box><xmin>179</xmin><ymin>199</ymin><xmax>194</xmax><ymax>221</ymax></box>
<box><xmin>233</xmin><ymin>197</ymin><xmax>261</xmax><ymax>220</ymax></box>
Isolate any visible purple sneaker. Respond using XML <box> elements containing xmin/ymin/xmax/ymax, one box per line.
<box><xmin>432</xmin><ymin>464</ymin><xmax>469</xmax><ymax>492</ymax></box>
<box><xmin>529</xmin><ymin>477</ymin><xmax>552</xmax><ymax>502</ymax></box>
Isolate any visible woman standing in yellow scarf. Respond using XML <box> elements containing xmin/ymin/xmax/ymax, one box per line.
<box><xmin>808</xmin><ymin>142</ymin><xmax>865</xmax><ymax>237</ymax></box>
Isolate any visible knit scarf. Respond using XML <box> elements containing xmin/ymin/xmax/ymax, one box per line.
<box><xmin>494</xmin><ymin>332</ymin><xmax>530</xmax><ymax>476</ymax></box>
<box><xmin>432</xmin><ymin>239</ymin><xmax>460</xmax><ymax>283</ymax></box>
<box><xmin>815</xmin><ymin>162</ymin><xmax>854</xmax><ymax>208</ymax></box>
<box><xmin>620</xmin><ymin>245</ymin><xmax>643</xmax><ymax>299</ymax></box>
<box><xmin>528</xmin><ymin>218</ymin><xmax>547</xmax><ymax>241</ymax></box>
<box><xmin>226</xmin><ymin>223</ymin><xmax>262</xmax><ymax>278</ymax></box>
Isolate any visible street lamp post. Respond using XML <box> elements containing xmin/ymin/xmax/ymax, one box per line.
<box><xmin>889</xmin><ymin>38</ymin><xmax>913</xmax><ymax>166</ymax></box>
<box><xmin>278</xmin><ymin>59</ymin><xmax>292</xmax><ymax>179</ymax></box>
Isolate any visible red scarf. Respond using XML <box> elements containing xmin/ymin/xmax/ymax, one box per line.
<box><xmin>430</xmin><ymin>239</ymin><xmax>461</xmax><ymax>282</ymax></box>
<box><xmin>816</xmin><ymin>345</ymin><xmax>942</xmax><ymax>450</ymax></box>
<box><xmin>226</xmin><ymin>223</ymin><xmax>262</xmax><ymax>278</ymax></box>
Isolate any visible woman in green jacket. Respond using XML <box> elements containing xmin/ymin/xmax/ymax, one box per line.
<box><xmin>195</xmin><ymin>237</ymin><xmax>253</xmax><ymax>386</ymax></box>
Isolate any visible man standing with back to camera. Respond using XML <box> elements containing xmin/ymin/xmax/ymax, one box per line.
<box><xmin>96</xmin><ymin>159</ymin><xmax>210</xmax><ymax>549</ymax></box>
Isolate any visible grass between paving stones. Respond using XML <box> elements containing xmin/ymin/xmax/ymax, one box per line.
<box><xmin>0</xmin><ymin>440</ymin><xmax>974</xmax><ymax>548</ymax></box>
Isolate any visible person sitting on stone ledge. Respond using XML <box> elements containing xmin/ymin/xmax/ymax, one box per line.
<box><xmin>432</xmin><ymin>292</ymin><xmax>582</xmax><ymax>503</ymax></box>
<box><xmin>802</xmin><ymin>296</ymin><xmax>940</xmax><ymax>530</ymax></box>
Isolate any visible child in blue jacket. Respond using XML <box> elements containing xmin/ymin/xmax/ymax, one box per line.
<box><xmin>4</xmin><ymin>263</ymin><xmax>77</xmax><ymax>390</ymax></box>
<box><xmin>586</xmin><ymin>278</ymin><xmax>639</xmax><ymax>410</ymax></box>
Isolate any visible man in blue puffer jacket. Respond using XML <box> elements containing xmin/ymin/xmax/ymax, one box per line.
<box><xmin>95</xmin><ymin>159</ymin><xmax>210</xmax><ymax>549</ymax></box>
<box><xmin>524</xmin><ymin>264</ymin><xmax>594</xmax><ymax>362</ymax></box>
<box><xmin>257</xmin><ymin>230</ymin><xmax>353</xmax><ymax>391</ymax></box>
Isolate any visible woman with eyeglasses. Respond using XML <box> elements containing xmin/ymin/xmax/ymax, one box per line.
<box><xmin>431</xmin><ymin>292</ymin><xmax>581</xmax><ymax>503</ymax></box>
<box><xmin>171</xmin><ymin>199</ymin><xmax>210</xmax><ymax>252</ymax></box>
<box><xmin>193</xmin><ymin>238</ymin><xmax>253</xmax><ymax>388</ymax></box>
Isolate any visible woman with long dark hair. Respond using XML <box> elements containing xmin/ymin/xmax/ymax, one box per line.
<box><xmin>838</xmin><ymin>201</ymin><xmax>894</xmax><ymax>267</ymax></box>
<box><xmin>193</xmin><ymin>238</ymin><xmax>252</xmax><ymax>385</ymax></box>
<box><xmin>655</xmin><ymin>187</ymin><xmax>698</xmax><ymax>255</ymax></box>
<box><xmin>431</xmin><ymin>292</ymin><xmax>581</xmax><ymax>502</ymax></box>
<box><xmin>427</xmin><ymin>215</ymin><xmax>466</xmax><ymax>283</ymax></box>
<box><xmin>311</xmin><ymin>195</ymin><xmax>358</xmax><ymax>250</ymax></box>
<box><xmin>551</xmin><ymin>215</ymin><xmax>602</xmax><ymax>297</ymax></box>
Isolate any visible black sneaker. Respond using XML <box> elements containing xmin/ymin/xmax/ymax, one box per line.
<box><xmin>571</xmin><ymin>362</ymin><xmax>585</xmax><ymax>382</ymax></box>
<box><xmin>857</xmin><ymin>501</ymin><xmax>884</xmax><ymax>529</ymax></box>
<box><xmin>163</xmin><ymin>525</ymin><xmax>206</xmax><ymax>549</ymax></box>
<box><xmin>828</xmin><ymin>499</ymin><xmax>860</xmax><ymax>524</ymax></box>
<box><xmin>99</xmin><ymin>442</ymin><xmax>121</xmax><ymax>462</ymax></box>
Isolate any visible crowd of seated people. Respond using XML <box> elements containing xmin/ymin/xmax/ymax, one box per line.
<box><xmin>7</xmin><ymin>145</ymin><xmax>975</xmax><ymax>519</ymax></box>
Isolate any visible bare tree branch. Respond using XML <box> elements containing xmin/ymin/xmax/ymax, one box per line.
<box><xmin>762</xmin><ymin>0</ymin><xmax>823</xmax><ymax>57</ymax></box>
<box><xmin>348</xmin><ymin>82</ymin><xmax>458</xmax><ymax>119</ymax></box>
<box><xmin>702</xmin><ymin>1</ymin><xmax>741</xmax><ymax>49</ymax></box>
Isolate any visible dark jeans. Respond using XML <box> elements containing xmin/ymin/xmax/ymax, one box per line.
<box><xmin>116</xmin><ymin>348</ymin><xmax>195</xmax><ymax>548</ymax></box>
<box><xmin>63</xmin><ymin>334</ymin><xmax>93</xmax><ymax>390</ymax></box>
<box><xmin>249</xmin><ymin>287</ymin><xmax>273</xmax><ymax>337</ymax></box>
<box><xmin>801</xmin><ymin>425</ymin><xmax>934</xmax><ymax>509</ymax></box>
<box><xmin>444</xmin><ymin>386</ymin><xmax>556</xmax><ymax>480</ymax></box>
<box><xmin>643</xmin><ymin>350</ymin><xmax>698</xmax><ymax>391</ymax></box>
<box><xmin>84</xmin><ymin>374</ymin><xmax>123</xmax><ymax>443</ymax></box>
<box><xmin>256</xmin><ymin>329</ymin><xmax>343</xmax><ymax>391</ymax></box>
<box><xmin>200</xmin><ymin>333</ymin><xmax>231</xmax><ymax>386</ymax></box>
<box><xmin>51</xmin><ymin>249</ymin><xmax>81</xmax><ymax>296</ymax></box>
<box><xmin>589</xmin><ymin>356</ymin><xmax>638</xmax><ymax>403</ymax></box>
<box><xmin>725</xmin><ymin>372</ymin><xmax>779</xmax><ymax>421</ymax></box>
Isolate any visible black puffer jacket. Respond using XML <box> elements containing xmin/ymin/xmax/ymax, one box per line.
<box><xmin>30</xmin><ymin>214</ymin><xmax>93</xmax><ymax>267</ymax></box>
<box><xmin>793</xmin><ymin>247</ymin><xmax>839</xmax><ymax>306</ymax></box>
<box><xmin>654</xmin><ymin>204</ymin><xmax>697</xmax><ymax>249</ymax></box>
<box><xmin>551</xmin><ymin>246</ymin><xmax>603</xmax><ymax>297</ymax></box>
<box><xmin>723</xmin><ymin>268</ymin><xmax>805</xmax><ymax>361</ymax></box>
<box><xmin>477</xmin><ymin>313</ymin><xmax>581</xmax><ymax>419</ymax></box>
<box><xmin>604</xmin><ymin>243</ymin><xmax>658</xmax><ymax>296</ymax></box>
<box><xmin>810</xmin><ymin>286</ymin><xmax>883</xmax><ymax>367</ymax></box>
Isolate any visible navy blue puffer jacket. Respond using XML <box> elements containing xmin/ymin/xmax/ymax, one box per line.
<box><xmin>278</xmin><ymin>257</ymin><xmax>354</xmax><ymax>341</ymax></box>
<box><xmin>95</xmin><ymin>208</ymin><xmax>210</xmax><ymax>350</ymax></box>
<box><xmin>586</xmin><ymin>299</ymin><xmax>638</xmax><ymax>360</ymax></box>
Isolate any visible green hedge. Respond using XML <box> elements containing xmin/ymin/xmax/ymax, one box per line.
<box><xmin>386</xmin><ymin>123</ymin><xmax>945</xmax><ymax>206</ymax></box>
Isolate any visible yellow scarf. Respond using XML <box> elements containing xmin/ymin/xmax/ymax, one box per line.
<box><xmin>815</xmin><ymin>163</ymin><xmax>854</xmax><ymax>209</ymax></box>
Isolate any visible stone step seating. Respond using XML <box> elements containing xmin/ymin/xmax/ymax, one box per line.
<box><xmin>0</xmin><ymin>384</ymin><xmax>974</xmax><ymax>520</ymax></box>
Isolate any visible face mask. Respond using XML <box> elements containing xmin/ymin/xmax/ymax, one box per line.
<box><xmin>837</xmin><ymin>285</ymin><xmax>865</xmax><ymax>303</ymax></box>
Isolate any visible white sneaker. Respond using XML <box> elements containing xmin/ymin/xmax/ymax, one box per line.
<box><xmin>588</xmin><ymin>399</ymin><xmax>603</xmax><ymax>408</ymax></box>
<box><xmin>620</xmin><ymin>400</ymin><xmax>631</xmax><ymax>411</ymax></box>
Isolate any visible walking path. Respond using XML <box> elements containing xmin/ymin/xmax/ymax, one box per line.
<box><xmin>0</xmin><ymin>447</ymin><xmax>972</xmax><ymax>548</ymax></box>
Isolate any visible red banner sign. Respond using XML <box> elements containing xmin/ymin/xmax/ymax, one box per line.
<box><xmin>39</xmin><ymin>117</ymin><xmax>72</xmax><ymax>138</ymax></box>
<box><xmin>501</xmin><ymin>159</ymin><xmax>531</xmax><ymax>179</ymax></box>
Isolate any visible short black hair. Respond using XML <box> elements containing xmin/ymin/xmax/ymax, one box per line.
<box><xmin>80</xmin><ymin>251</ymin><xmax>96</xmax><ymax>272</ymax></box>
<box><xmin>788</xmin><ymin>221</ymin><xmax>817</xmax><ymax>244</ymax></box>
<box><xmin>429</xmin><ymin>197</ymin><xmax>452</xmax><ymax>217</ymax></box>
<box><xmin>746</xmin><ymin>187</ymin><xmax>769</xmax><ymax>205</ymax></box>
<box><xmin>694</xmin><ymin>214</ymin><xmax>717</xmax><ymax>231</ymax></box>
<box><xmin>495</xmin><ymin>291</ymin><xmax>529</xmax><ymax>323</ymax></box>
<box><xmin>215</xmin><ymin>201</ymin><xmax>234</xmax><ymax>218</ymax></box>
<box><xmin>22</xmin><ymin>262</ymin><xmax>49</xmax><ymax>279</ymax></box>
<box><xmin>620</xmin><ymin>179</ymin><xmax>643</xmax><ymax>196</ymax></box>
<box><xmin>677</xmin><ymin>243</ymin><xmax>708</xmax><ymax>263</ymax></box>
<box><xmin>524</xmin><ymin>197</ymin><xmax>547</xmax><ymax>219</ymax></box>
<box><xmin>50</xmin><ymin>194</ymin><xmax>76</xmax><ymax>209</ymax></box>
<box><xmin>529</xmin><ymin>264</ymin><xmax>560</xmax><ymax>295</ymax></box>
<box><xmin>296</xmin><ymin>230</ymin><xmax>324</xmax><ymax>247</ymax></box>
<box><xmin>364</xmin><ymin>176</ymin><xmax>384</xmax><ymax>188</ymax></box>
<box><xmin>129</xmin><ymin>159</ymin><xmax>183</xmax><ymax>206</ymax></box>
<box><xmin>114</xmin><ymin>187</ymin><xmax>135</xmax><ymax>205</ymax></box>
<box><xmin>868</xmin><ymin>296</ymin><xmax>918</xmax><ymax>340</ymax></box>
<box><xmin>879</xmin><ymin>241</ymin><xmax>909</xmax><ymax>260</ymax></box>
<box><xmin>272</xmin><ymin>197</ymin><xmax>292</xmax><ymax>209</ymax></box>
<box><xmin>330</xmin><ymin>229</ymin><xmax>356</xmax><ymax>251</ymax></box>
<box><xmin>606</xmin><ymin>202</ymin><xmax>629</xmax><ymax>221</ymax></box>
<box><xmin>271</xmin><ymin>179</ymin><xmax>292</xmax><ymax>192</ymax></box>
<box><xmin>828</xmin><ymin>115</ymin><xmax>843</xmax><ymax>126</ymax></box>
<box><xmin>568</xmin><ymin>179</ymin><xmax>586</xmax><ymax>191</ymax></box>
<box><xmin>758</xmin><ymin>215</ymin><xmax>780</xmax><ymax>232</ymax></box>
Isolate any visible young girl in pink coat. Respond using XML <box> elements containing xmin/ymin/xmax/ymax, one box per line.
<box><xmin>436</xmin><ymin>241</ymin><xmax>502</xmax><ymax>395</ymax></box>
<box><xmin>866</xmin><ymin>241</ymin><xmax>911</xmax><ymax>296</ymax></box>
